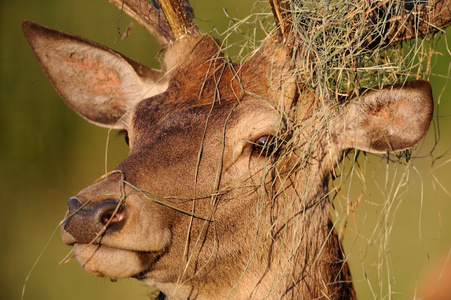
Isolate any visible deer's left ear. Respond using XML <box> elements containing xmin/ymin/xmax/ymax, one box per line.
<box><xmin>22</xmin><ymin>20</ymin><xmax>168</xmax><ymax>129</ymax></box>
<box><xmin>331</xmin><ymin>80</ymin><xmax>433</xmax><ymax>153</ymax></box>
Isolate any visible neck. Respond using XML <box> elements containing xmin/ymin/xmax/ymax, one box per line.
<box><xmin>153</xmin><ymin>183</ymin><xmax>355</xmax><ymax>299</ymax></box>
<box><xmin>242</xmin><ymin>180</ymin><xmax>355</xmax><ymax>299</ymax></box>
<box><xmin>146</xmin><ymin>156</ymin><xmax>355</xmax><ymax>299</ymax></box>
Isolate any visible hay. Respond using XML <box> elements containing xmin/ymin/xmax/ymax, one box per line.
<box><xmin>287</xmin><ymin>1</ymin><xmax>439</xmax><ymax>100</ymax></box>
<box><xmin>222</xmin><ymin>0</ymin><xmax>444</xmax><ymax>103</ymax></box>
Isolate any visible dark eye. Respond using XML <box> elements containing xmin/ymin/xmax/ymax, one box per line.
<box><xmin>253</xmin><ymin>135</ymin><xmax>280</xmax><ymax>157</ymax></box>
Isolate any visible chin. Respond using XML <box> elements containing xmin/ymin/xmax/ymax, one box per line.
<box><xmin>73</xmin><ymin>244</ymin><xmax>158</xmax><ymax>279</ymax></box>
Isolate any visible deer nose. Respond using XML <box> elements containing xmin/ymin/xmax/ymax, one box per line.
<box><xmin>62</xmin><ymin>197</ymin><xmax>126</xmax><ymax>244</ymax></box>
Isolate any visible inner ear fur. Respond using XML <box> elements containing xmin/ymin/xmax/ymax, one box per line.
<box><xmin>22</xmin><ymin>20</ymin><xmax>168</xmax><ymax>129</ymax></box>
<box><xmin>332</xmin><ymin>80</ymin><xmax>433</xmax><ymax>153</ymax></box>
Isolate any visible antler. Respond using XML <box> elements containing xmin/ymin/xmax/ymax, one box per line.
<box><xmin>269</xmin><ymin>0</ymin><xmax>292</xmax><ymax>43</ymax></box>
<box><xmin>157</xmin><ymin>0</ymin><xmax>198</xmax><ymax>39</ymax></box>
<box><xmin>368</xmin><ymin>0</ymin><xmax>451</xmax><ymax>47</ymax></box>
<box><xmin>107</xmin><ymin>0</ymin><xmax>199</xmax><ymax>44</ymax></box>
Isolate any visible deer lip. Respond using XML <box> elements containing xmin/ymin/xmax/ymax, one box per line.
<box><xmin>71</xmin><ymin>240</ymin><xmax>164</xmax><ymax>254</ymax></box>
<box><xmin>72</xmin><ymin>243</ymin><xmax>164</xmax><ymax>278</ymax></box>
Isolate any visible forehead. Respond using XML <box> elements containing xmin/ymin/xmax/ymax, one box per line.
<box><xmin>128</xmin><ymin>94</ymin><xmax>281</xmax><ymax>142</ymax></box>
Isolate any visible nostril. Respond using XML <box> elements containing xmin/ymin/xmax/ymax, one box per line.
<box><xmin>67</xmin><ymin>197</ymin><xmax>83</xmax><ymax>214</ymax></box>
<box><xmin>100</xmin><ymin>206</ymin><xmax>125</xmax><ymax>226</ymax></box>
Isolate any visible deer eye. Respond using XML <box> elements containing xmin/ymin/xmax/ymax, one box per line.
<box><xmin>252</xmin><ymin>135</ymin><xmax>280</xmax><ymax>157</ymax></box>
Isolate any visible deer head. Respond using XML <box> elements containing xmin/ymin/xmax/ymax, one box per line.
<box><xmin>23</xmin><ymin>0</ymin><xmax>445</xmax><ymax>299</ymax></box>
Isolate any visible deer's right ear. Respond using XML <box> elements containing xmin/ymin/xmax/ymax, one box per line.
<box><xmin>22</xmin><ymin>20</ymin><xmax>168</xmax><ymax>129</ymax></box>
<box><xmin>331</xmin><ymin>80</ymin><xmax>433</xmax><ymax>154</ymax></box>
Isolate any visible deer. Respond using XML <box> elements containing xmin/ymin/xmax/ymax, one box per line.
<box><xmin>22</xmin><ymin>0</ymin><xmax>451</xmax><ymax>299</ymax></box>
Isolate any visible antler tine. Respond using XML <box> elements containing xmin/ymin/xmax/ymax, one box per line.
<box><xmin>107</xmin><ymin>0</ymin><xmax>199</xmax><ymax>44</ymax></box>
<box><xmin>269</xmin><ymin>0</ymin><xmax>292</xmax><ymax>44</ymax></box>
<box><xmin>108</xmin><ymin>0</ymin><xmax>171</xmax><ymax>44</ymax></box>
<box><xmin>158</xmin><ymin>0</ymin><xmax>199</xmax><ymax>39</ymax></box>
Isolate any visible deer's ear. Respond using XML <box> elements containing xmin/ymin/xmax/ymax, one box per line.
<box><xmin>22</xmin><ymin>20</ymin><xmax>168</xmax><ymax>129</ymax></box>
<box><xmin>332</xmin><ymin>80</ymin><xmax>433</xmax><ymax>153</ymax></box>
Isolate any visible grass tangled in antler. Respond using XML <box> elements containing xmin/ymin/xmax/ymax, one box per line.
<box><xmin>222</xmin><ymin>0</ymin><xmax>443</xmax><ymax>101</ymax></box>
<box><xmin>285</xmin><ymin>0</ymin><xmax>441</xmax><ymax>102</ymax></box>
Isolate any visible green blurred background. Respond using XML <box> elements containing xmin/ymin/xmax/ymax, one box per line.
<box><xmin>1</xmin><ymin>1</ymin><xmax>450</xmax><ymax>299</ymax></box>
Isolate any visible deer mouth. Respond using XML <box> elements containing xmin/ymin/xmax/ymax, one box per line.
<box><xmin>72</xmin><ymin>243</ymin><xmax>164</xmax><ymax>278</ymax></box>
<box><xmin>61</xmin><ymin>197</ymin><xmax>170</xmax><ymax>278</ymax></box>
